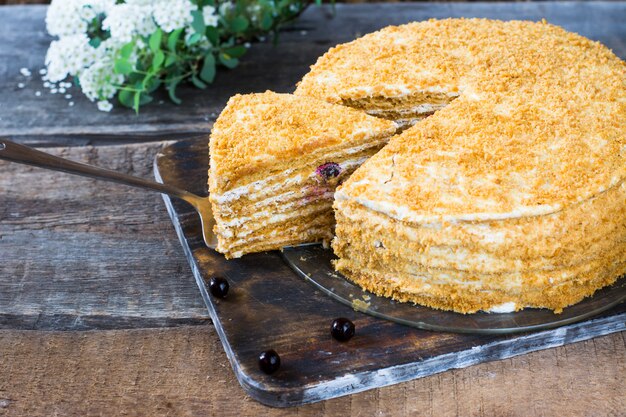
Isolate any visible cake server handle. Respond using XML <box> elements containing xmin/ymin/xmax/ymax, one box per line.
<box><xmin>0</xmin><ymin>139</ymin><xmax>217</xmax><ymax>248</ymax></box>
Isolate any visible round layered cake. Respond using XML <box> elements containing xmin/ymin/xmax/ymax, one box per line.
<box><xmin>295</xmin><ymin>19</ymin><xmax>626</xmax><ymax>313</ymax></box>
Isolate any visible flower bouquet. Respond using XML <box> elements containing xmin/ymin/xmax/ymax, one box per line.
<box><xmin>44</xmin><ymin>0</ymin><xmax>320</xmax><ymax>112</ymax></box>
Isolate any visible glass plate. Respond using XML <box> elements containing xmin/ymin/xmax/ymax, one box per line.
<box><xmin>281</xmin><ymin>244</ymin><xmax>626</xmax><ymax>334</ymax></box>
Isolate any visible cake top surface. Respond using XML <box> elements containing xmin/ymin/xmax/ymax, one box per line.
<box><xmin>317</xmin><ymin>19</ymin><xmax>626</xmax><ymax>221</ymax></box>
<box><xmin>208</xmin><ymin>91</ymin><xmax>396</xmax><ymax>192</ymax></box>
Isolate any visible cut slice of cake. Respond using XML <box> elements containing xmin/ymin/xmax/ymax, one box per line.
<box><xmin>208</xmin><ymin>91</ymin><xmax>396</xmax><ymax>259</ymax></box>
<box><xmin>294</xmin><ymin>21</ymin><xmax>464</xmax><ymax>130</ymax></box>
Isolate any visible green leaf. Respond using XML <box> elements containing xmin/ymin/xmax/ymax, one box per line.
<box><xmin>114</xmin><ymin>59</ymin><xmax>133</xmax><ymax>75</ymax></box>
<box><xmin>149</xmin><ymin>29</ymin><xmax>162</xmax><ymax>52</ymax></box>
<box><xmin>190</xmin><ymin>10</ymin><xmax>205</xmax><ymax>34</ymax></box>
<box><xmin>127</xmin><ymin>72</ymin><xmax>144</xmax><ymax>84</ymax></box>
<box><xmin>167</xmin><ymin>28</ymin><xmax>184</xmax><ymax>51</ymax></box>
<box><xmin>205</xmin><ymin>26</ymin><xmax>219</xmax><ymax>45</ymax></box>
<box><xmin>140</xmin><ymin>94</ymin><xmax>153</xmax><ymax>105</ymax></box>
<box><xmin>133</xmin><ymin>91</ymin><xmax>153</xmax><ymax>113</ymax></box>
<box><xmin>191</xmin><ymin>74</ymin><xmax>207</xmax><ymax>89</ymax></box>
<box><xmin>200</xmin><ymin>54</ymin><xmax>216</xmax><ymax>83</ymax></box>
<box><xmin>167</xmin><ymin>79</ymin><xmax>182</xmax><ymax>104</ymax></box>
<box><xmin>218</xmin><ymin>53</ymin><xmax>238</xmax><ymax>69</ymax></box>
<box><xmin>165</xmin><ymin>54</ymin><xmax>178</xmax><ymax>67</ymax></box>
<box><xmin>120</xmin><ymin>42</ymin><xmax>134</xmax><ymax>59</ymax></box>
<box><xmin>260</xmin><ymin>13</ymin><xmax>273</xmax><ymax>31</ymax></box>
<box><xmin>223</xmin><ymin>45</ymin><xmax>247</xmax><ymax>59</ymax></box>
<box><xmin>230</xmin><ymin>16</ymin><xmax>249</xmax><ymax>32</ymax></box>
<box><xmin>89</xmin><ymin>37</ymin><xmax>102</xmax><ymax>48</ymax></box>
<box><xmin>152</xmin><ymin>50</ymin><xmax>165</xmax><ymax>71</ymax></box>
<box><xmin>117</xmin><ymin>88</ymin><xmax>134</xmax><ymax>108</ymax></box>
<box><xmin>186</xmin><ymin>33</ymin><xmax>203</xmax><ymax>46</ymax></box>
<box><xmin>133</xmin><ymin>91</ymin><xmax>141</xmax><ymax>113</ymax></box>
<box><xmin>145</xmin><ymin>78</ymin><xmax>161</xmax><ymax>93</ymax></box>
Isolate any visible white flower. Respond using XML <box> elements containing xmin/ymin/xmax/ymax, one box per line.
<box><xmin>202</xmin><ymin>5</ymin><xmax>219</xmax><ymax>27</ymax></box>
<box><xmin>79</xmin><ymin>58</ymin><xmax>123</xmax><ymax>102</ymax></box>
<box><xmin>97</xmin><ymin>100</ymin><xmax>113</xmax><ymax>112</ymax></box>
<box><xmin>246</xmin><ymin>4</ymin><xmax>262</xmax><ymax>24</ymax></box>
<box><xmin>45</xmin><ymin>33</ymin><xmax>99</xmax><ymax>81</ymax></box>
<box><xmin>219</xmin><ymin>2</ymin><xmax>234</xmax><ymax>17</ymax></box>
<box><xmin>103</xmin><ymin>3</ymin><xmax>156</xmax><ymax>43</ymax></box>
<box><xmin>125</xmin><ymin>0</ymin><xmax>156</xmax><ymax>5</ymax></box>
<box><xmin>46</xmin><ymin>0</ymin><xmax>114</xmax><ymax>37</ymax></box>
<box><xmin>153</xmin><ymin>0</ymin><xmax>197</xmax><ymax>32</ymax></box>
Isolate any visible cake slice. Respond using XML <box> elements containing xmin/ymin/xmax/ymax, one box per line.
<box><xmin>294</xmin><ymin>20</ymin><xmax>464</xmax><ymax>130</ymax></box>
<box><xmin>208</xmin><ymin>91</ymin><xmax>396</xmax><ymax>259</ymax></box>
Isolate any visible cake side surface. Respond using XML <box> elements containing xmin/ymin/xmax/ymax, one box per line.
<box><xmin>332</xmin><ymin>180</ymin><xmax>626</xmax><ymax>313</ymax></box>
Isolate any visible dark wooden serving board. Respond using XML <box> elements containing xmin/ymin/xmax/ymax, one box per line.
<box><xmin>153</xmin><ymin>138</ymin><xmax>626</xmax><ymax>407</ymax></box>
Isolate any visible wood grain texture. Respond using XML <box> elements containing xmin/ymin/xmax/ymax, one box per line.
<box><xmin>0</xmin><ymin>327</ymin><xmax>624</xmax><ymax>417</ymax></box>
<box><xmin>1</xmin><ymin>2</ymin><xmax>625</xmax><ymax>145</ymax></box>
<box><xmin>0</xmin><ymin>143</ymin><xmax>210</xmax><ymax>330</ymax></box>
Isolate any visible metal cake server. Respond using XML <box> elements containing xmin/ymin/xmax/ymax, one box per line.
<box><xmin>0</xmin><ymin>139</ymin><xmax>218</xmax><ymax>248</ymax></box>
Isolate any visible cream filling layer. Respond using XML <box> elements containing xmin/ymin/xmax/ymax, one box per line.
<box><xmin>486</xmin><ymin>302</ymin><xmax>517</xmax><ymax>313</ymax></box>
<box><xmin>218</xmin><ymin>192</ymin><xmax>334</xmax><ymax>228</ymax></box>
<box><xmin>338</xmin><ymin>85</ymin><xmax>461</xmax><ymax>100</ymax></box>
<box><xmin>365</xmin><ymin>103</ymin><xmax>447</xmax><ymax>116</ymax></box>
<box><xmin>215</xmin><ymin>155</ymin><xmax>369</xmax><ymax>220</ymax></box>
<box><xmin>213</xmin><ymin>142</ymin><xmax>385</xmax><ymax>204</ymax></box>
<box><xmin>220</xmin><ymin>219</ymin><xmax>333</xmax><ymax>253</ymax></box>
<box><xmin>335</xmin><ymin>260</ymin><xmax>606</xmax><ymax>296</ymax></box>
<box><xmin>216</xmin><ymin>200</ymin><xmax>333</xmax><ymax>238</ymax></box>
<box><xmin>227</xmin><ymin>226</ymin><xmax>331</xmax><ymax>258</ymax></box>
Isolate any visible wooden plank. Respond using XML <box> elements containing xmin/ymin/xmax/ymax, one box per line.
<box><xmin>0</xmin><ymin>142</ymin><xmax>210</xmax><ymax>330</ymax></box>
<box><xmin>155</xmin><ymin>138</ymin><xmax>626</xmax><ymax>407</ymax></box>
<box><xmin>0</xmin><ymin>327</ymin><xmax>624</xmax><ymax>416</ymax></box>
<box><xmin>1</xmin><ymin>2</ymin><xmax>625</xmax><ymax>146</ymax></box>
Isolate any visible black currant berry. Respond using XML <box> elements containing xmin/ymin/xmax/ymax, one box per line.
<box><xmin>316</xmin><ymin>162</ymin><xmax>342</xmax><ymax>181</ymax></box>
<box><xmin>330</xmin><ymin>318</ymin><xmax>355</xmax><ymax>342</ymax></box>
<box><xmin>208</xmin><ymin>276</ymin><xmax>229</xmax><ymax>298</ymax></box>
<box><xmin>258</xmin><ymin>349</ymin><xmax>281</xmax><ymax>375</ymax></box>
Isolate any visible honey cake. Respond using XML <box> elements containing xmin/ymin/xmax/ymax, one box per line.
<box><xmin>208</xmin><ymin>91</ymin><xmax>396</xmax><ymax>259</ymax></box>
<box><xmin>296</xmin><ymin>19</ymin><xmax>626</xmax><ymax>313</ymax></box>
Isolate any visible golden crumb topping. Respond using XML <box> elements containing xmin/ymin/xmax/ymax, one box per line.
<box><xmin>208</xmin><ymin>91</ymin><xmax>396</xmax><ymax>192</ymax></box>
<box><xmin>304</xmin><ymin>19</ymin><xmax>626</xmax><ymax>220</ymax></box>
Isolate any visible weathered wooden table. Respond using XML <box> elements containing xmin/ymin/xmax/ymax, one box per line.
<box><xmin>1</xmin><ymin>3</ymin><xmax>625</xmax><ymax>416</ymax></box>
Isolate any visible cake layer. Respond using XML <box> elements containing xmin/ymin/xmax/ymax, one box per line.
<box><xmin>217</xmin><ymin>211</ymin><xmax>335</xmax><ymax>258</ymax></box>
<box><xmin>334</xmin><ymin>181</ymin><xmax>626</xmax><ymax>272</ymax></box>
<box><xmin>216</xmin><ymin>199</ymin><xmax>333</xmax><ymax>240</ymax></box>
<box><xmin>335</xmin><ymin>259</ymin><xmax>626</xmax><ymax>313</ymax></box>
<box><xmin>212</xmin><ymin>145</ymin><xmax>382</xmax><ymax>206</ymax></box>
<box><xmin>211</xmin><ymin>149</ymin><xmax>372</xmax><ymax>208</ymax></box>
<box><xmin>334</xmin><ymin>242</ymin><xmax>626</xmax><ymax>291</ymax></box>
<box><xmin>212</xmin><ymin>151</ymin><xmax>379</xmax><ymax>257</ymax></box>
